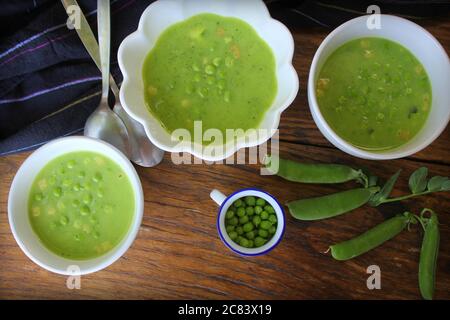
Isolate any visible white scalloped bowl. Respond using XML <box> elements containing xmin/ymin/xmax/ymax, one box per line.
<box><xmin>118</xmin><ymin>0</ymin><xmax>298</xmax><ymax>161</ymax></box>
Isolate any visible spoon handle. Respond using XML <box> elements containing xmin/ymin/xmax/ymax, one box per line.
<box><xmin>61</xmin><ymin>0</ymin><xmax>119</xmax><ymax>94</ymax></box>
<box><xmin>97</xmin><ymin>0</ymin><xmax>110</xmax><ymax>100</ymax></box>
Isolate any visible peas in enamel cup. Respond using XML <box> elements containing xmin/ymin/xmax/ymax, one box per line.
<box><xmin>224</xmin><ymin>196</ymin><xmax>277</xmax><ymax>248</ymax></box>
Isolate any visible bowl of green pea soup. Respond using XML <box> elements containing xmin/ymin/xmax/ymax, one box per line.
<box><xmin>118</xmin><ymin>0</ymin><xmax>299</xmax><ymax>161</ymax></box>
<box><xmin>8</xmin><ymin>136</ymin><xmax>144</xmax><ymax>275</ymax></box>
<box><xmin>210</xmin><ymin>189</ymin><xmax>285</xmax><ymax>256</ymax></box>
<box><xmin>308</xmin><ymin>15</ymin><xmax>450</xmax><ymax>160</ymax></box>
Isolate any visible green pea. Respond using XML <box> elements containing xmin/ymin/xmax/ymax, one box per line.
<box><xmin>49</xmin><ymin>176</ymin><xmax>57</xmax><ymax>185</ymax></box>
<box><xmin>258</xmin><ymin>229</ymin><xmax>269</xmax><ymax>238</ymax></box>
<box><xmin>252</xmin><ymin>215</ymin><xmax>262</xmax><ymax>227</ymax></box>
<box><xmin>260</xmin><ymin>220</ymin><xmax>272</xmax><ymax>230</ymax></box>
<box><xmin>330</xmin><ymin>213</ymin><xmax>413</xmax><ymax>261</ymax></box>
<box><xmin>256</xmin><ymin>198</ymin><xmax>266</xmax><ymax>206</ymax></box>
<box><xmin>226</xmin><ymin>210</ymin><xmax>235</xmax><ymax>219</ymax></box>
<box><xmin>93</xmin><ymin>172</ymin><xmax>103</xmax><ymax>183</ymax></box>
<box><xmin>245</xmin><ymin>231</ymin><xmax>255</xmax><ymax>240</ymax></box>
<box><xmin>205</xmin><ymin>65</ymin><xmax>215</xmax><ymax>75</ymax></box>
<box><xmin>246</xmin><ymin>207</ymin><xmax>254</xmax><ymax>216</ymax></box>
<box><xmin>237</xmin><ymin>236</ymin><xmax>245</xmax><ymax>243</ymax></box>
<box><xmin>254</xmin><ymin>236</ymin><xmax>266</xmax><ymax>247</ymax></box>
<box><xmin>62</xmin><ymin>179</ymin><xmax>72</xmax><ymax>187</ymax></box>
<box><xmin>264</xmin><ymin>155</ymin><xmax>364</xmax><ymax>184</ymax></box>
<box><xmin>419</xmin><ymin>211</ymin><xmax>440</xmax><ymax>300</ymax></box>
<box><xmin>239</xmin><ymin>237</ymin><xmax>249</xmax><ymax>247</ymax></box>
<box><xmin>60</xmin><ymin>216</ymin><xmax>68</xmax><ymax>226</ymax></box>
<box><xmin>245</xmin><ymin>196</ymin><xmax>256</xmax><ymax>206</ymax></box>
<box><xmin>83</xmin><ymin>193</ymin><xmax>93</xmax><ymax>204</ymax></box>
<box><xmin>269</xmin><ymin>215</ymin><xmax>277</xmax><ymax>224</ymax></box>
<box><xmin>248</xmin><ymin>240</ymin><xmax>254</xmax><ymax>248</ymax></box>
<box><xmin>89</xmin><ymin>216</ymin><xmax>98</xmax><ymax>224</ymax></box>
<box><xmin>243</xmin><ymin>222</ymin><xmax>254</xmax><ymax>233</ymax></box>
<box><xmin>53</xmin><ymin>187</ymin><xmax>62</xmax><ymax>197</ymax></box>
<box><xmin>228</xmin><ymin>217</ymin><xmax>238</xmax><ymax>226</ymax></box>
<box><xmin>269</xmin><ymin>225</ymin><xmax>277</xmax><ymax>234</ymax></box>
<box><xmin>236</xmin><ymin>226</ymin><xmax>244</xmax><ymax>235</ymax></box>
<box><xmin>226</xmin><ymin>225</ymin><xmax>235</xmax><ymax>233</ymax></box>
<box><xmin>254</xmin><ymin>206</ymin><xmax>263</xmax><ymax>214</ymax></box>
<box><xmin>228</xmin><ymin>231</ymin><xmax>238</xmax><ymax>240</ymax></box>
<box><xmin>288</xmin><ymin>187</ymin><xmax>379</xmax><ymax>221</ymax></box>
<box><xmin>265</xmin><ymin>205</ymin><xmax>275</xmax><ymax>214</ymax></box>
<box><xmin>80</xmin><ymin>205</ymin><xmax>90</xmax><ymax>216</ymax></box>
<box><xmin>260</xmin><ymin>211</ymin><xmax>269</xmax><ymax>220</ymax></box>
<box><xmin>224</xmin><ymin>91</ymin><xmax>230</xmax><ymax>103</ymax></box>
<box><xmin>236</xmin><ymin>207</ymin><xmax>246</xmax><ymax>217</ymax></box>
<box><xmin>67</xmin><ymin>160</ymin><xmax>76</xmax><ymax>169</ymax></box>
<box><xmin>34</xmin><ymin>193</ymin><xmax>43</xmax><ymax>201</ymax></box>
<box><xmin>233</xmin><ymin>199</ymin><xmax>243</xmax><ymax>207</ymax></box>
<box><xmin>213</xmin><ymin>57</ymin><xmax>222</xmax><ymax>66</ymax></box>
<box><xmin>239</xmin><ymin>216</ymin><xmax>249</xmax><ymax>224</ymax></box>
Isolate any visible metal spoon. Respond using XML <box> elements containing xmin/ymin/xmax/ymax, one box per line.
<box><xmin>62</xmin><ymin>0</ymin><xmax>164</xmax><ymax>166</ymax></box>
<box><xmin>83</xmin><ymin>0</ymin><xmax>131</xmax><ymax>157</ymax></box>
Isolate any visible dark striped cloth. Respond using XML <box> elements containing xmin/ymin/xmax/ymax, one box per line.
<box><xmin>0</xmin><ymin>0</ymin><xmax>448</xmax><ymax>156</ymax></box>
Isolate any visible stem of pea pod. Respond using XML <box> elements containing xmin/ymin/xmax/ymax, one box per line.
<box><xmin>378</xmin><ymin>190</ymin><xmax>434</xmax><ymax>204</ymax></box>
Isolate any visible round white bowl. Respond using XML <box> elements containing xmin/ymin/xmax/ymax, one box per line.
<box><xmin>8</xmin><ymin>136</ymin><xmax>144</xmax><ymax>275</ymax></box>
<box><xmin>210</xmin><ymin>188</ymin><xmax>285</xmax><ymax>256</ymax></box>
<box><xmin>308</xmin><ymin>15</ymin><xmax>450</xmax><ymax>160</ymax></box>
<box><xmin>118</xmin><ymin>0</ymin><xmax>299</xmax><ymax>161</ymax></box>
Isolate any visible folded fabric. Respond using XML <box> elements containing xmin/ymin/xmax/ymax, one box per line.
<box><xmin>0</xmin><ymin>0</ymin><xmax>448</xmax><ymax>156</ymax></box>
<box><xmin>0</xmin><ymin>0</ymin><xmax>153</xmax><ymax>155</ymax></box>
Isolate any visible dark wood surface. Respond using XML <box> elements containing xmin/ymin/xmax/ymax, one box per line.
<box><xmin>1</xmin><ymin>20</ymin><xmax>449</xmax><ymax>300</ymax></box>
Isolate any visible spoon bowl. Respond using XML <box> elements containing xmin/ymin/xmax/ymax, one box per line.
<box><xmin>84</xmin><ymin>96</ymin><xmax>131</xmax><ymax>156</ymax></box>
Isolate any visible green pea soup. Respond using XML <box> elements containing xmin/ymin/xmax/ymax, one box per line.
<box><xmin>28</xmin><ymin>151</ymin><xmax>135</xmax><ymax>260</ymax></box>
<box><xmin>316</xmin><ymin>37</ymin><xmax>432</xmax><ymax>150</ymax></box>
<box><xmin>142</xmin><ymin>13</ymin><xmax>277</xmax><ymax>143</ymax></box>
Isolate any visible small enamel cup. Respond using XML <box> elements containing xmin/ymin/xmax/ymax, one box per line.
<box><xmin>210</xmin><ymin>188</ymin><xmax>285</xmax><ymax>256</ymax></box>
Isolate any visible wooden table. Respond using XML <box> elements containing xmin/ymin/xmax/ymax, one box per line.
<box><xmin>1</xmin><ymin>20</ymin><xmax>449</xmax><ymax>300</ymax></box>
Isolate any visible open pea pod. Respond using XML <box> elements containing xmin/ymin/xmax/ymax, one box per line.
<box><xmin>287</xmin><ymin>187</ymin><xmax>379</xmax><ymax>221</ymax></box>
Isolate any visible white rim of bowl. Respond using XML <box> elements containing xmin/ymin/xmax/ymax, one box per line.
<box><xmin>7</xmin><ymin>136</ymin><xmax>144</xmax><ymax>275</ymax></box>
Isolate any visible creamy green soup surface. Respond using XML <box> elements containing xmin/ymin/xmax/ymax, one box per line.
<box><xmin>317</xmin><ymin>37</ymin><xmax>432</xmax><ymax>150</ymax></box>
<box><xmin>28</xmin><ymin>152</ymin><xmax>135</xmax><ymax>260</ymax></box>
<box><xmin>142</xmin><ymin>13</ymin><xmax>277</xmax><ymax>142</ymax></box>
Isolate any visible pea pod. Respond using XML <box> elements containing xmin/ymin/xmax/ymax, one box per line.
<box><xmin>419</xmin><ymin>212</ymin><xmax>440</xmax><ymax>300</ymax></box>
<box><xmin>287</xmin><ymin>187</ymin><xmax>379</xmax><ymax>221</ymax></box>
<box><xmin>264</xmin><ymin>156</ymin><xmax>366</xmax><ymax>184</ymax></box>
<box><xmin>330</xmin><ymin>213</ymin><xmax>414</xmax><ymax>260</ymax></box>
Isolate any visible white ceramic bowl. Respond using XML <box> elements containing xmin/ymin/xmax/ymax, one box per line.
<box><xmin>8</xmin><ymin>136</ymin><xmax>144</xmax><ymax>275</ymax></box>
<box><xmin>308</xmin><ymin>15</ymin><xmax>450</xmax><ymax>160</ymax></box>
<box><xmin>118</xmin><ymin>0</ymin><xmax>298</xmax><ymax>161</ymax></box>
<box><xmin>210</xmin><ymin>188</ymin><xmax>285</xmax><ymax>256</ymax></box>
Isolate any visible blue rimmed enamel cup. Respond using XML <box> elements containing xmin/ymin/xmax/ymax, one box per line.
<box><xmin>210</xmin><ymin>188</ymin><xmax>285</xmax><ymax>256</ymax></box>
